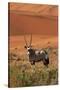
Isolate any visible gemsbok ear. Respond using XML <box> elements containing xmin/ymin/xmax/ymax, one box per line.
<box><xmin>24</xmin><ymin>45</ymin><xmax>27</xmax><ymax>49</ymax></box>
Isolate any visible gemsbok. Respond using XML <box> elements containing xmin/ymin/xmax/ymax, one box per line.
<box><xmin>24</xmin><ymin>34</ymin><xmax>49</xmax><ymax>67</ymax></box>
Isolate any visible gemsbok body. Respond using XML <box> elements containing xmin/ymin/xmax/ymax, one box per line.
<box><xmin>24</xmin><ymin>34</ymin><xmax>49</xmax><ymax>67</ymax></box>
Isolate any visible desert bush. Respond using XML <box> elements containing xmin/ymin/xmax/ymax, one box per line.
<box><xmin>9</xmin><ymin>62</ymin><xmax>58</xmax><ymax>87</ymax></box>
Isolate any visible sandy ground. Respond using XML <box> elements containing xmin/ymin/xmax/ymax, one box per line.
<box><xmin>9</xmin><ymin>35</ymin><xmax>58</xmax><ymax>51</ymax></box>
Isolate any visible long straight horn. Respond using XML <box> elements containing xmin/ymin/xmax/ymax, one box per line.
<box><xmin>29</xmin><ymin>34</ymin><xmax>32</xmax><ymax>47</ymax></box>
<box><xmin>24</xmin><ymin>34</ymin><xmax>28</xmax><ymax>47</ymax></box>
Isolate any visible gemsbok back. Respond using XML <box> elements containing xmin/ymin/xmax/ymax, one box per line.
<box><xmin>24</xmin><ymin>34</ymin><xmax>49</xmax><ymax>67</ymax></box>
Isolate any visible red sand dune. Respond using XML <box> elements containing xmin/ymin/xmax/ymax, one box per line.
<box><xmin>9</xmin><ymin>3</ymin><xmax>58</xmax><ymax>36</ymax></box>
<box><xmin>9</xmin><ymin>12</ymin><xmax>58</xmax><ymax>36</ymax></box>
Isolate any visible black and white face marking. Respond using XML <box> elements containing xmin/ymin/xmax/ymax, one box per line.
<box><xmin>24</xmin><ymin>45</ymin><xmax>31</xmax><ymax>55</ymax></box>
<box><xmin>27</xmin><ymin>47</ymin><xmax>30</xmax><ymax>55</ymax></box>
<box><xmin>25</xmin><ymin>46</ymin><xmax>35</xmax><ymax>56</ymax></box>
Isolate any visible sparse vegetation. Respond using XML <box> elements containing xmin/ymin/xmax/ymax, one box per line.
<box><xmin>8</xmin><ymin>47</ymin><xmax>58</xmax><ymax>87</ymax></box>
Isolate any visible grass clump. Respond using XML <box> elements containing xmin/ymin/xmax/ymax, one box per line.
<box><xmin>9</xmin><ymin>62</ymin><xmax>58</xmax><ymax>87</ymax></box>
